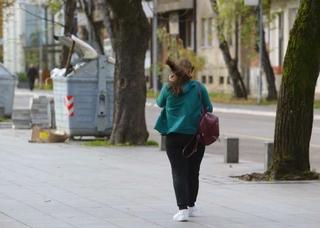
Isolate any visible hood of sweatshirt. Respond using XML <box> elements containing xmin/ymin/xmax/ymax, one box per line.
<box><xmin>182</xmin><ymin>81</ymin><xmax>197</xmax><ymax>94</ymax></box>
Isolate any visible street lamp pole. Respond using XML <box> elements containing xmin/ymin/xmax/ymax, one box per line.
<box><xmin>152</xmin><ymin>0</ymin><xmax>158</xmax><ymax>95</ymax></box>
<box><xmin>258</xmin><ymin>0</ymin><xmax>263</xmax><ymax>104</ymax></box>
<box><xmin>38</xmin><ymin>0</ymin><xmax>43</xmax><ymax>87</ymax></box>
<box><xmin>245</xmin><ymin>0</ymin><xmax>263</xmax><ymax>104</ymax></box>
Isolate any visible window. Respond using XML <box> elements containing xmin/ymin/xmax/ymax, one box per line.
<box><xmin>207</xmin><ymin>18</ymin><xmax>213</xmax><ymax>46</ymax></box>
<box><xmin>278</xmin><ymin>12</ymin><xmax>284</xmax><ymax>66</ymax></box>
<box><xmin>25</xmin><ymin>4</ymin><xmax>45</xmax><ymax>47</ymax></box>
<box><xmin>185</xmin><ymin>19</ymin><xmax>193</xmax><ymax>48</ymax></box>
<box><xmin>201</xmin><ymin>75</ymin><xmax>207</xmax><ymax>84</ymax></box>
<box><xmin>201</xmin><ymin>19</ymin><xmax>206</xmax><ymax>47</ymax></box>
<box><xmin>219</xmin><ymin>76</ymin><xmax>224</xmax><ymax>85</ymax></box>
<box><xmin>201</xmin><ymin>18</ymin><xmax>213</xmax><ymax>47</ymax></box>
<box><xmin>227</xmin><ymin>77</ymin><xmax>231</xmax><ymax>84</ymax></box>
<box><xmin>209</xmin><ymin>75</ymin><xmax>213</xmax><ymax>84</ymax></box>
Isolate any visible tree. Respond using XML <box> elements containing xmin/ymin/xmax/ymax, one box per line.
<box><xmin>258</xmin><ymin>28</ymin><xmax>278</xmax><ymax>100</ymax></box>
<box><xmin>268</xmin><ymin>0</ymin><xmax>320</xmax><ymax>179</ymax></box>
<box><xmin>157</xmin><ymin>27</ymin><xmax>206</xmax><ymax>78</ymax></box>
<box><xmin>254</xmin><ymin>2</ymin><xmax>278</xmax><ymax>100</ymax></box>
<box><xmin>217</xmin><ymin>0</ymin><xmax>277</xmax><ymax>100</ymax></box>
<box><xmin>104</xmin><ymin>0</ymin><xmax>150</xmax><ymax>144</ymax></box>
<box><xmin>211</xmin><ymin>0</ymin><xmax>247</xmax><ymax>99</ymax></box>
<box><xmin>61</xmin><ymin>0</ymin><xmax>77</xmax><ymax>67</ymax></box>
<box><xmin>78</xmin><ymin>0</ymin><xmax>104</xmax><ymax>54</ymax></box>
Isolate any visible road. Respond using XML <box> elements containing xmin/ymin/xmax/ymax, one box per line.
<box><xmin>13</xmin><ymin>89</ymin><xmax>320</xmax><ymax>169</ymax></box>
<box><xmin>146</xmin><ymin>100</ymin><xmax>320</xmax><ymax>169</ymax></box>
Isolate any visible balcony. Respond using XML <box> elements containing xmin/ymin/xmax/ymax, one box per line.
<box><xmin>158</xmin><ymin>0</ymin><xmax>193</xmax><ymax>13</ymax></box>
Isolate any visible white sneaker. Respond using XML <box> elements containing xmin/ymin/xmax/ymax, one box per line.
<box><xmin>173</xmin><ymin>209</ymin><xmax>189</xmax><ymax>222</ymax></box>
<box><xmin>188</xmin><ymin>206</ymin><xmax>199</xmax><ymax>217</ymax></box>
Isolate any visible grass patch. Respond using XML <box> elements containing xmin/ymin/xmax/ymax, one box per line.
<box><xmin>0</xmin><ymin>117</ymin><xmax>8</xmax><ymax>122</ymax></box>
<box><xmin>34</xmin><ymin>84</ymin><xmax>53</xmax><ymax>90</ymax></box>
<box><xmin>209</xmin><ymin>92</ymin><xmax>277</xmax><ymax>106</ymax></box>
<box><xmin>145</xmin><ymin>140</ymin><xmax>159</xmax><ymax>146</ymax></box>
<box><xmin>147</xmin><ymin>90</ymin><xmax>158</xmax><ymax>99</ymax></box>
<box><xmin>82</xmin><ymin>140</ymin><xmax>113</xmax><ymax>147</ymax></box>
<box><xmin>82</xmin><ymin>139</ymin><xmax>159</xmax><ymax>147</ymax></box>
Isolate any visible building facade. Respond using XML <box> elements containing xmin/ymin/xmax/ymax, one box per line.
<box><xmin>157</xmin><ymin>0</ymin><xmax>237</xmax><ymax>94</ymax></box>
<box><xmin>3</xmin><ymin>0</ymin><xmax>58</xmax><ymax>74</ymax></box>
<box><xmin>267</xmin><ymin>0</ymin><xmax>320</xmax><ymax>96</ymax></box>
<box><xmin>158</xmin><ymin>0</ymin><xmax>320</xmax><ymax>97</ymax></box>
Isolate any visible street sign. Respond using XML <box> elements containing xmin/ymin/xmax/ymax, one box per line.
<box><xmin>245</xmin><ymin>0</ymin><xmax>259</xmax><ymax>6</ymax></box>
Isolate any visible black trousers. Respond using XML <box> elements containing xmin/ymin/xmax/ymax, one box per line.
<box><xmin>28</xmin><ymin>77</ymin><xmax>35</xmax><ymax>91</ymax></box>
<box><xmin>166</xmin><ymin>133</ymin><xmax>205</xmax><ymax>210</ymax></box>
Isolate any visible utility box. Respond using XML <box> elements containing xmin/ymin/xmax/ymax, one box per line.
<box><xmin>0</xmin><ymin>64</ymin><xmax>16</xmax><ymax>117</ymax></box>
<box><xmin>51</xmin><ymin>35</ymin><xmax>114</xmax><ymax>137</ymax></box>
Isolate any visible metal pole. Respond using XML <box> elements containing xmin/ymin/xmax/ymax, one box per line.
<box><xmin>152</xmin><ymin>0</ymin><xmax>158</xmax><ymax>95</ymax></box>
<box><xmin>38</xmin><ymin>1</ymin><xmax>43</xmax><ymax>87</ymax></box>
<box><xmin>193</xmin><ymin>0</ymin><xmax>197</xmax><ymax>53</ymax></box>
<box><xmin>258</xmin><ymin>0</ymin><xmax>263</xmax><ymax>104</ymax></box>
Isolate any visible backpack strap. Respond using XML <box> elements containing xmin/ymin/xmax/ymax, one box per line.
<box><xmin>196</xmin><ymin>81</ymin><xmax>207</xmax><ymax>114</ymax></box>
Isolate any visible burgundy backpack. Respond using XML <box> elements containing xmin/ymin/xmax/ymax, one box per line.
<box><xmin>198</xmin><ymin>110</ymin><xmax>220</xmax><ymax>145</ymax></box>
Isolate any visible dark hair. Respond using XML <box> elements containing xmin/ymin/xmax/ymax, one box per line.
<box><xmin>166</xmin><ymin>58</ymin><xmax>194</xmax><ymax>95</ymax></box>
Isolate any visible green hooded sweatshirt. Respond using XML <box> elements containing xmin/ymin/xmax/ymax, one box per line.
<box><xmin>154</xmin><ymin>80</ymin><xmax>213</xmax><ymax>135</ymax></box>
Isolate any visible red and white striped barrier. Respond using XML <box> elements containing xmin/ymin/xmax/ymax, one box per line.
<box><xmin>65</xmin><ymin>96</ymin><xmax>74</xmax><ymax>117</ymax></box>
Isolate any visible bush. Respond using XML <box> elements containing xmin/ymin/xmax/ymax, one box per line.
<box><xmin>16</xmin><ymin>72</ymin><xmax>28</xmax><ymax>82</ymax></box>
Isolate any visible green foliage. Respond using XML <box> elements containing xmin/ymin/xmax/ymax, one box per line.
<box><xmin>315</xmin><ymin>100</ymin><xmax>320</xmax><ymax>109</ymax></box>
<box><xmin>157</xmin><ymin>27</ymin><xmax>206</xmax><ymax>74</ymax></box>
<box><xmin>145</xmin><ymin>140</ymin><xmax>159</xmax><ymax>146</ymax></box>
<box><xmin>16</xmin><ymin>72</ymin><xmax>28</xmax><ymax>82</ymax></box>
<box><xmin>47</xmin><ymin>0</ymin><xmax>63</xmax><ymax>14</ymax></box>
<box><xmin>216</xmin><ymin>0</ymin><xmax>272</xmax><ymax>57</ymax></box>
<box><xmin>82</xmin><ymin>140</ymin><xmax>114</xmax><ymax>147</ymax></box>
<box><xmin>34</xmin><ymin>83</ymin><xmax>53</xmax><ymax>90</ymax></box>
<box><xmin>146</xmin><ymin>89</ymin><xmax>157</xmax><ymax>98</ymax></box>
<box><xmin>25</xmin><ymin>50</ymin><xmax>40</xmax><ymax>68</ymax></box>
<box><xmin>0</xmin><ymin>117</ymin><xmax>8</xmax><ymax>122</ymax></box>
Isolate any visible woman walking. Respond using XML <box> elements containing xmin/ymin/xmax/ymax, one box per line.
<box><xmin>155</xmin><ymin>58</ymin><xmax>212</xmax><ymax>222</ymax></box>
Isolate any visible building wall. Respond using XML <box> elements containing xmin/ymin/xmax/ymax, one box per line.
<box><xmin>158</xmin><ymin>0</ymin><xmax>193</xmax><ymax>13</ymax></box>
<box><xmin>268</xmin><ymin>0</ymin><xmax>320</xmax><ymax>96</ymax></box>
<box><xmin>0</xmin><ymin>2</ymin><xmax>3</xmax><ymax>62</ymax></box>
<box><xmin>3</xmin><ymin>1</ymin><xmax>60</xmax><ymax>74</ymax></box>
<box><xmin>3</xmin><ymin>2</ymin><xmax>25</xmax><ymax>73</ymax></box>
<box><xmin>196</xmin><ymin>0</ymin><xmax>233</xmax><ymax>94</ymax></box>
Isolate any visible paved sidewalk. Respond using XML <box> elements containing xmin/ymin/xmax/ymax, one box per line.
<box><xmin>1</xmin><ymin>129</ymin><xmax>320</xmax><ymax>228</ymax></box>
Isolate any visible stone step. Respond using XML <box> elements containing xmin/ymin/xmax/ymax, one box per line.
<box><xmin>12</xmin><ymin>109</ymin><xmax>32</xmax><ymax>129</ymax></box>
<box><xmin>0</xmin><ymin>122</ymin><xmax>12</xmax><ymax>129</ymax></box>
<box><xmin>30</xmin><ymin>97</ymin><xmax>55</xmax><ymax>128</ymax></box>
<box><xmin>12</xmin><ymin>109</ymin><xmax>31</xmax><ymax>119</ymax></box>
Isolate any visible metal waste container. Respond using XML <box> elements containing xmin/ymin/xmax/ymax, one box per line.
<box><xmin>51</xmin><ymin>35</ymin><xmax>114</xmax><ymax>137</ymax></box>
<box><xmin>0</xmin><ymin>63</ymin><xmax>16</xmax><ymax>117</ymax></box>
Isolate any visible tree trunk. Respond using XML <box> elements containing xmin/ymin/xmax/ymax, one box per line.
<box><xmin>220</xmin><ymin>40</ymin><xmax>248</xmax><ymax>99</ymax></box>
<box><xmin>100</xmin><ymin>1</ymin><xmax>114</xmax><ymax>44</ymax></box>
<box><xmin>256</xmin><ymin>29</ymin><xmax>278</xmax><ymax>100</ymax></box>
<box><xmin>211</xmin><ymin>0</ymin><xmax>247</xmax><ymax>99</ymax></box>
<box><xmin>79</xmin><ymin>0</ymin><xmax>104</xmax><ymax>54</ymax></box>
<box><xmin>105</xmin><ymin>0</ymin><xmax>150</xmax><ymax>145</ymax></box>
<box><xmin>61</xmin><ymin>0</ymin><xmax>77</xmax><ymax>67</ymax></box>
<box><xmin>269</xmin><ymin>0</ymin><xmax>320</xmax><ymax>179</ymax></box>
